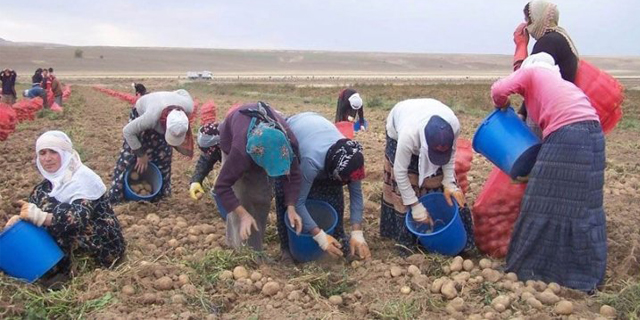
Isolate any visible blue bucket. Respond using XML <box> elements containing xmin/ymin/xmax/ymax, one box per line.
<box><xmin>210</xmin><ymin>192</ymin><xmax>228</xmax><ymax>220</ymax></box>
<box><xmin>353</xmin><ymin>119</ymin><xmax>369</xmax><ymax>132</ymax></box>
<box><xmin>473</xmin><ymin>107</ymin><xmax>542</xmax><ymax>179</ymax></box>
<box><xmin>0</xmin><ymin>220</ymin><xmax>64</xmax><ymax>283</ymax></box>
<box><xmin>284</xmin><ymin>200</ymin><xmax>338</xmax><ymax>263</ymax></box>
<box><xmin>123</xmin><ymin>162</ymin><xmax>163</xmax><ymax>201</ymax></box>
<box><xmin>405</xmin><ymin>193</ymin><xmax>466</xmax><ymax>256</ymax></box>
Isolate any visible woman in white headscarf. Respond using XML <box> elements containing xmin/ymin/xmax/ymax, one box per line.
<box><xmin>5</xmin><ymin>131</ymin><xmax>126</xmax><ymax>277</ymax></box>
<box><xmin>491</xmin><ymin>53</ymin><xmax>606</xmax><ymax>293</ymax></box>
<box><xmin>335</xmin><ymin>88</ymin><xmax>366</xmax><ymax>129</ymax></box>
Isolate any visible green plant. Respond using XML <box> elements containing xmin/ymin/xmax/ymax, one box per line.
<box><xmin>74</xmin><ymin>49</ymin><xmax>83</xmax><ymax>59</ymax></box>
<box><xmin>598</xmin><ymin>280</ymin><xmax>640</xmax><ymax>320</ymax></box>
<box><xmin>373</xmin><ymin>298</ymin><xmax>421</xmax><ymax>320</ymax></box>
<box><xmin>292</xmin><ymin>265</ymin><xmax>355</xmax><ymax>298</ymax></box>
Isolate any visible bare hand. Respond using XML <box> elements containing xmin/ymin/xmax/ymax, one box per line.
<box><xmin>238</xmin><ymin>210</ymin><xmax>259</xmax><ymax>241</ymax></box>
<box><xmin>286</xmin><ymin>206</ymin><xmax>302</xmax><ymax>235</ymax></box>
<box><xmin>134</xmin><ymin>154</ymin><xmax>149</xmax><ymax>175</ymax></box>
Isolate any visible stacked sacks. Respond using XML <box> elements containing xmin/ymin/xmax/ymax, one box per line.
<box><xmin>454</xmin><ymin>139</ymin><xmax>473</xmax><ymax>194</ymax></box>
<box><xmin>92</xmin><ymin>86</ymin><xmax>137</xmax><ymax>104</ymax></box>
<box><xmin>12</xmin><ymin>98</ymin><xmax>43</xmax><ymax>121</ymax></box>
<box><xmin>0</xmin><ymin>103</ymin><xmax>18</xmax><ymax>141</ymax></box>
<box><xmin>472</xmin><ymin>167</ymin><xmax>527</xmax><ymax>258</ymax></box>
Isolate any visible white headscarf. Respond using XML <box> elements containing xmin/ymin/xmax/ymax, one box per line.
<box><xmin>521</xmin><ymin>52</ymin><xmax>561</xmax><ymax>75</ymax></box>
<box><xmin>35</xmin><ymin>131</ymin><xmax>106</xmax><ymax>203</ymax></box>
<box><xmin>348</xmin><ymin>93</ymin><xmax>363</xmax><ymax>110</ymax></box>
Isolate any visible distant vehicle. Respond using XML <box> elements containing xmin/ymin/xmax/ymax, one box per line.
<box><xmin>201</xmin><ymin>71</ymin><xmax>213</xmax><ymax>80</ymax></box>
<box><xmin>186</xmin><ymin>71</ymin><xmax>213</xmax><ymax>80</ymax></box>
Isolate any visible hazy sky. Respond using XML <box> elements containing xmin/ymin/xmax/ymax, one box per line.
<box><xmin>0</xmin><ymin>0</ymin><xmax>638</xmax><ymax>56</ymax></box>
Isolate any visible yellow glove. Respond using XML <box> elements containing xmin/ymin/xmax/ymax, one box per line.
<box><xmin>444</xmin><ymin>188</ymin><xmax>466</xmax><ymax>207</ymax></box>
<box><xmin>349</xmin><ymin>230</ymin><xmax>371</xmax><ymax>260</ymax></box>
<box><xmin>189</xmin><ymin>182</ymin><xmax>205</xmax><ymax>200</ymax></box>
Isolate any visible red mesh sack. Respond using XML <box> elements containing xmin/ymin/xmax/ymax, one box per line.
<box><xmin>0</xmin><ymin>103</ymin><xmax>18</xmax><ymax>141</ymax></box>
<box><xmin>575</xmin><ymin>59</ymin><xmax>624</xmax><ymax>134</ymax></box>
<box><xmin>62</xmin><ymin>85</ymin><xmax>72</xmax><ymax>100</ymax></box>
<box><xmin>472</xmin><ymin>167</ymin><xmax>527</xmax><ymax>258</ymax></box>
<box><xmin>454</xmin><ymin>139</ymin><xmax>473</xmax><ymax>194</ymax></box>
<box><xmin>12</xmin><ymin>99</ymin><xmax>36</xmax><ymax>121</ymax></box>
<box><xmin>200</xmin><ymin>100</ymin><xmax>218</xmax><ymax>125</ymax></box>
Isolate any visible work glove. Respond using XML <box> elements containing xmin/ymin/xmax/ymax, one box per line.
<box><xmin>4</xmin><ymin>215</ymin><xmax>21</xmax><ymax>229</ymax></box>
<box><xmin>238</xmin><ymin>211</ymin><xmax>259</xmax><ymax>241</ymax></box>
<box><xmin>189</xmin><ymin>182</ymin><xmax>205</xmax><ymax>200</ymax></box>
<box><xmin>444</xmin><ymin>187</ymin><xmax>466</xmax><ymax>207</ymax></box>
<box><xmin>17</xmin><ymin>200</ymin><xmax>48</xmax><ymax>227</ymax></box>
<box><xmin>286</xmin><ymin>207</ymin><xmax>303</xmax><ymax>235</ymax></box>
<box><xmin>513</xmin><ymin>22</ymin><xmax>530</xmax><ymax>70</ymax></box>
<box><xmin>349</xmin><ymin>230</ymin><xmax>371</xmax><ymax>260</ymax></box>
<box><xmin>411</xmin><ymin>202</ymin><xmax>434</xmax><ymax>226</ymax></box>
<box><xmin>496</xmin><ymin>98</ymin><xmax>511</xmax><ymax>111</ymax></box>
<box><xmin>313</xmin><ymin>230</ymin><xmax>343</xmax><ymax>258</ymax></box>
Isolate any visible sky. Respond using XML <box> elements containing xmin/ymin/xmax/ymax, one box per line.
<box><xmin>0</xmin><ymin>0</ymin><xmax>638</xmax><ymax>56</ymax></box>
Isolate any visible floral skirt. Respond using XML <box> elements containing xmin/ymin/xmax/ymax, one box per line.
<box><xmin>380</xmin><ymin>134</ymin><xmax>475</xmax><ymax>254</ymax></box>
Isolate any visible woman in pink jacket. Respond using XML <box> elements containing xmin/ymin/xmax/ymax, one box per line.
<box><xmin>490</xmin><ymin>52</ymin><xmax>606</xmax><ymax>293</ymax></box>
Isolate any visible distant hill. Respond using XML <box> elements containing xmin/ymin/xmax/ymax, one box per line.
<box><xmin>1</xmin><ymin>40</ymin><xmax>639</xmax><ymax>79</ymax></box>
<box><xmin>0</xmin><ymin>37</ymin><xmax>67</xmax><ymax>48</ymax></box>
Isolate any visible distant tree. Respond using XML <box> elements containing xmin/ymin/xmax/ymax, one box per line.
<box><xmin>74</xmin><ymin>49</ymin><xmax>84</xmax><ymax>58</ymax></box>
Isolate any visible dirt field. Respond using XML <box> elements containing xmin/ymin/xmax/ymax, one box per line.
<box><xmin>0</xmin><ymin>79</ymin><xmax>639</xmax><ymax>319</ymax></box>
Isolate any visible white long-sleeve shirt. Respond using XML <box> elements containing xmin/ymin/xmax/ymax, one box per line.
<box><xmin>386</xmin><ymin>99</ymin><xmax>459</xmax><ymax>205</ymax></box>
<box><xmin>123</xmin><ymin>90</ymin><xmax>194</xmax><ymax>151</ymax></box>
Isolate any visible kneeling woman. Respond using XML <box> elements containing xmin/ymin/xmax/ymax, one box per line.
<box><xmin>109</xmin><ymin>90</ymin><xmax>194</xmax><ymax>204</ymax></box>
<box><xmin>5</xmin><ymin>131</ymin><xmax>125</xmax><ymax>278</ymax></box>
<box><xmin>491</xmin><ymin>53</ymin><xmax>606</xmax><ymax>292</ymax></box>
<box><xmin>276</xmin><ymin>112</ymin><xmax>370</xmax><ymax>261</ymax></box>
<box><xmin>380</xmin><ymin>99</ymin><xmax>474</xmax><ymax>254</ymax></box>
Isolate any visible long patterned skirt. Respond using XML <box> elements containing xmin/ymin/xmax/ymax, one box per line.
<box><xmin>380</xmin><ymin>134</ymin><xmax>475</xmax><ymax>254</ymax></box>
<box><xmin>275</xmin><ymin>179</ymin><xmax>346</xmax><ymax>253</ymax></box>
<box><xmin>506</xmin><ymin>121</ymin><xmax>607</xmax><ymax>292</ymax></box>
<box><xmin>108</xmin><ymin>108</ymin><xmax>172</xmax><ymax>204</ymax></box>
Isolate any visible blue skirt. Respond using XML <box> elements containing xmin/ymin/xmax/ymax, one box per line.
<box><xmin>506</xmin><ymin>121</ymin><xmax>607</xmax><ymax>292</ymax></box>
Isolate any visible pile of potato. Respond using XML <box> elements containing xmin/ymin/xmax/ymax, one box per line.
<box><xmin>129</xmin><ymin>171</ymin><xmax>154</xmax><ymax>196</ymax></box>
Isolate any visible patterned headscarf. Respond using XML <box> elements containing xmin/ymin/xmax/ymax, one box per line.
<box><xmin>246</xmin><ymin>117</ymin><xmax>294</xmax><ymax>177</ymax></box>
<box><xmin>526</xmin><ymin>0</ymin><xmax>579</xmax><ymax>57</ymax></box>
<box><xmin>325</xmin><ymin>139</ymin><xmax>365</xmax><ymax>182</ymax></box>
<box><xmin>197</xmin><ymin>122</ymin><xmax>221</xmax><ymax>157</ymax></box>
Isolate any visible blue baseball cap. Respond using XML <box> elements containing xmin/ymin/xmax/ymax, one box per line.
<box><xmin>424</xmin><ymin>116</ymin><xmax>454</xmax><ymax>166</ymax></box>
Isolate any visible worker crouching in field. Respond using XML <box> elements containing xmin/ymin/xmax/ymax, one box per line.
<box><xmin>189</xmin><ymin>122</ymin><xmax>222</xmax><ymax>200</ymax></box>
<box><xmin>491</xmin><ymin>53</ymin><xmax>606</xmax><ymax>293</ymax></box>
<box><xmin>4</xmin><ymin>131</ymin><xmax>125</xmax><ymax>286</ymax></box>
<box><xmin>335</xmin><ymin>88</ymin><xmax>366</xmax><ymax>129</ymax></box>
<box><xmin>214</xmin><ymin>102</ymin><xmax>302</xmax><ymax>252</ymax></box>
<box><xmin>189</xmin><ymin>101</ymin><xmax>222</xmax><ymax>200</ymax></box>
<box><xmin>380</xmin><ymin>99</ymin><xmax>474</xmax><ymax>255</ymax></box>
<box><xmin>109</xmin><ymin>90</ymin><xmax>194</xmax><ymax>204</ymax></box>
<box><xmin>275</xmin><ymin>112</ymin><xmax>370</xmax><ymax>262</ymax></box>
